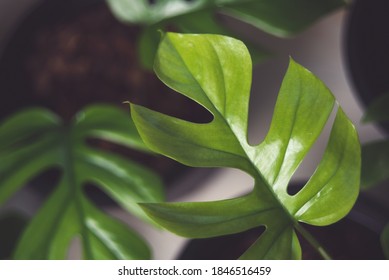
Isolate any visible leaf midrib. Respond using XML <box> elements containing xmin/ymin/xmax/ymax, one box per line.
<box><xmin>40</xmin><ymin>188</ymin><xmax>71</xmax><ymax>259</ymax></box>
<box><xmin>61</xmin><ymin>126</ymin><xmax>93</xmax><ymax>259</ymax></box>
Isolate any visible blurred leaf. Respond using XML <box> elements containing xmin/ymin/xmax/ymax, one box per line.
<box><xmin>107</xmin><ymin>0</ymin><xmax>344</xmax><ymax>37</ymax></box>
<box><xmin>132</xmin><ymin>33</ymin><xmax>360</xmax><ymax>259</ymax></box>
<box><xmin>138</xmin><ymin>27</ymin><xmax>163</xmax><ymax>69</ymax></box>
<box><xmin>362</xmin><ymin>93</ymin><xmax>389</xmax><ymax>123</ymax></box>
<box><xmin>107</xmin><ymin>0</ymin><xmax>345</xmax><ymax>69</ymax></box>
<box><xmin>360</xmin><ymin>93</ymin><xmax>389</xmax><ymax>190</ymax></box>
<box><xmin>361</xmin><ymin>140</ymin><xmax>389</xmax><ymax>189</ymax></box>
<box><xmin>0</xmin><ymin>104</ymin><xmax>164</xmax><ymax>259</ymax></box>
<box><xmin>106</xmin><ymin>0</ymin><xmax>211</xmax><ymax>25</ymax></box>
<box><xmin>173</xmin><ymin>10</ymin><xmax>270</xmax><ymax>64</ymax></box>
<box><xmin>361</xmin><ymin>94</ymin><xmax>389</xmax><ymax>258</ymax></box>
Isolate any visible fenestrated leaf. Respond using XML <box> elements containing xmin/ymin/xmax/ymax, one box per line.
<box><xmin>0</xmin><ymin>104</ymin><xmax>164</xmax><ymax>259</ymax></box>
<box><xmin>132</xmin><ymin>33</ymin><xmax>360</xmax><ymax>259</ymax></box>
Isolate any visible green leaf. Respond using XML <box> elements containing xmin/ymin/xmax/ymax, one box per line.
<box><xmin>0</xmin><ymin>105</ymin><xmax>164</xmax><ymax>259</ymax></box>
<box><xmin>106</xmin><ymin>0</ymin><xmax>209</xmax><ymax>25</ymax></box>
<box><xmin>106</xmin><ymin>0</ymin><xmax>344</xmax><ymax>67</ymax></box>
<box><xmin>362</xmin><ymin>93</ymin><xmax>389</xmax><ymax>123</ymax></box>
<box><xmin>361</xmin><ymin>140</ymin><xmax>389</xmax><ymax>189</ymax></box>
<box><xmin>220</xmin><ymin>0</ymin><xmax>345</xmax><ymax>37</ymax></box>
<box><xmin>382</xmin><ymin>223</ymin><xmax>389</xmax><ymax>259</ymax></box>
<box><xmin>106</xmin><ymin>0</ymin><xmax>344</xmax><ymax>37</ymax></box>
<box><xmin>360</xmin><ymin>93</ymin><xmax>389</xmax><ymax>190</ymax></box>
<box><xmin>132</xmin><ymin>33</ymin><xmax>360</xmax><ymax>259</ymax></box>
<box><xmin>173</xmin><ymin>10</ymin><xmax>270</xmax><ymax>64</ymax></box>
<box><xmin>137</xmin><ymin>27</ymin><xmax>163</xmax><ymax>69</ymax></box>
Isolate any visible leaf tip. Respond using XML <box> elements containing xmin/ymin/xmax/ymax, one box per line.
<box><xmin>287</xmin><ymin>56</ymin><xmax>307</xmax><ymax>74</ymax></box>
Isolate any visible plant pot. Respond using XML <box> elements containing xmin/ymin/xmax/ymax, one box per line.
<box><xmin>0</xmin><ymin>0</ymin><xmax>212</xmax><ymax>204</ymax></box>
<box><xmin>178</xmin><ymin>184</ymin><xmax>389</xmax><ymax>260</ymax></box>
<box><xmin>344</xmin><ymin>0</ymin><xmax>389</xmax><ymax>134</ymax></box>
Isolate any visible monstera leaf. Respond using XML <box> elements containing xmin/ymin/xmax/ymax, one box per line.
<box><xmin>0</xmin><ymin>105</ymin><xmax>164</xmax><ymax>259</ymax></box>
<box><xmin>106</xmin><ymin>0</ymin><xmax>345</xmax><ymax>68</ymax></box>
<box><xmin>130</xmin><ymin>33</ymin><xmax>360</xmax><ymax>259</ymax></box>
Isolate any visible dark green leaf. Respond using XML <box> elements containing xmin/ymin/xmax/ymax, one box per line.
<box><xmin>0</xmin><ymin>104</ymin><xmax>164</xmax><ymax>259</ymax></box>
<box><xmin>220</xmin><ymin>0</ymin><xmax>345</xmax><ymax>37</ymax></box>
<box><xmin>132</xmin><ymin>33</ymin><xmax>360</xmax><ymax>259</ymax></box>
<box><xmin>240</xmin><ymin>222</ymin><xmax>301</xmax><ymax>260</ymax></box>
<box><xmin>106</xmin><ymin>0</ymin><xmax>209</xmax><ymax>25</ymax></box>
<box><xmin>362</xmin><ymin>93</ymin><xmax>389</xmax><ymax>123</ymax></box>
<box><xmin>0</xmin><ymin>108</ymin><xmax>60</xmax><ymax>152</ymax></box>
<box><xmin>361</xmin><ymin>140</ymin><xmax>389</xmax><ymax>189</ymax></box>
<box><xmin>73</xmin><ymin>104</ymin><xmax>149</xmax><ymax>152</ymax></box>
<box><xmin>141</xmin><ymin>189</ymin><xmax>279</xmax><ymax>238</ymax></box>
<box><xmin>173</xmin><ymin>10</ymin><xmax>270</xmax><ymax>63</ymax></box>
<box><xmin>106</xmin><ymin>0</ymin><xmax>344</xmax><ymax>67</ymax></box>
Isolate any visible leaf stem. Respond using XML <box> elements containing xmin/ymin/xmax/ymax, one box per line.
<box><xmin>62</xmin><ymin>125</ymin><xmax>93</xmax><ymax>259</ymax></box>
<box><xmin>295</xmin><ymin>223</ymin><xmax>332</xmax><ymax>260</ymax></box>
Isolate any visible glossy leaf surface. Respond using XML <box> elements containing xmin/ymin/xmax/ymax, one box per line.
<box><xmin>0</xmin><ymin>105</ymin><xmax>164</xmax><ymax>259</ymax></box>
<box><xmin>132</xmin><ymin>33</ymin><xmax>360</xmax><ymax>259</ymax></box>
